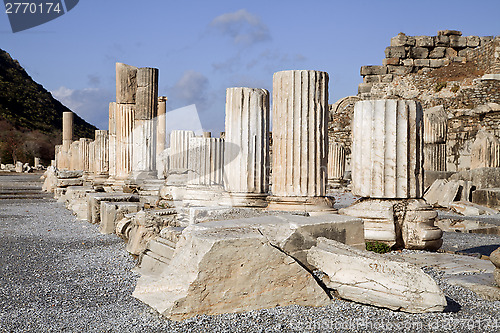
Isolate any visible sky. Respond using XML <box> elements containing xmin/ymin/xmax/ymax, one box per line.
<box><xmin>1</xmin><ymin>0</ymin><xmax>499</xmax><ymax>133</ymax></box>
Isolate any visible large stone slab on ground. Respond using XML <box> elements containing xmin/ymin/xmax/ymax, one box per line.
<box><xmin>447</xmin><ymin>274</ymin><xmax>500</xmax><ymax>301</ymax></box>
<box><xmin>87</xmin><ymin>193</ymin><xmax>140</xmax><ymax>224</ymax></box>
<box><xmin>133</xmin><ymin>226</ymin><xmax>330</xmax><ymax>320</ymax></box>
<box><xmin>307</xmin><ymin>238</ymin><xmax>446</xmax><ymax>313</ymax></box>
<box><xmin>424</xmin><ymin>179</ymin><xmax>460</xmax><ymax>207</ymax></box>
<box><xmin>449</xmin><ymin>201</ymin><xmax>498</xmax><ymax>216</ymax></box>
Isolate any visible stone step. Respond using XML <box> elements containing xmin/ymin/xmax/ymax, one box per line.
<box><xmin>147</xmin><ymin>239</ymin><xmax>175</xmax><ymax>260</ymax></box>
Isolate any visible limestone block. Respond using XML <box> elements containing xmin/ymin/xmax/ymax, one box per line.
<box><xmin>471</xmin><ymin>130</ymin><xmax>500</xmax><ymax>169</ymax></box>
<box><xmin>360</xmin><ymin>65</ymin><xmax>387</xmax><ymax>76</ymax></box>
<box><xmin>435</xmin><ymin>35</ymin><xmax>450</xmax><ymax>47</ymax></box>
<box><xmin>415</xmin><ymin>36</ymin><xmax>434</xmax><ymax>48</ymax></box>
<box><xmin>169</xmin><ymin>130</ymin><xmax>195</xmax><ymax>171</ymax></box>
<box><xmin>382</xmin><ymin>57</ymin><xmax>400</xmax><ymax>66</ymax></box>
<box><xmin>358</xmin><ymin>83</ymin><xmax>373</xmax><ymax>94</ymax></box>
<box><xmin>86</xmin><ymin>193</ymin><xmax>140</xmax><ymax>224</ymax></box>
<box><xmin>57</xmin><ymin>170</ymin><xmax>83</xmax><ymax>179</ymax></box>
<box><xmin>390</xmin><ymin>33</ymin><xmax>415</xmax><ymax>47</ymax></box>
<box><xmin>466</xmin><ymin>36</ymin><xmax>480</xmax><ymax>47</ymax></box>
<box><xmin>424</xmin><ymin>179</ymin><xmax>460</xmax><ymax>207</ymax></box>
<box><xmin>449</xmin><ymin>36</ymin><xmax>467</xmax><ymax>48</ymax></box>
<box><xmin>414</xmin><ymin>59</ymin><xmax>430</xmax><ymax>67</ymax></box>
<box><xmin>402</xmin><ymin>59</ymin><xmax>414</xmax><ymax>66</ymax></box>
<box><xmin>446</xmin><ymin>47</ymin><xmax>458</xmax><ymax>58</ymax></box>
<box><xmin>438</xmin><ymin>30</ymin><xmax>462</xmax><ymax>36</ymax></box>
<box><xmin>472</xmin><ymin>188</ymin><xmax>500</xmax><ymax>209</ymax></box>
<box><xmin>429</xmin><ymin>59</ymin><xmax>447</xmax><ymax>68</ymax></box>
<box><xmin>386</xmin><ymin>65</ymin><xmax>412</xmax><ymax>75</ymax></box>
<box><xmin>223</xmin><ymin>87</ymin><xmax>270</xmax><ymax>206</ymax></box>
<box><xmin>56</xmin><ymin>178</ymin><xmax>83</xmax><ymax>188</ymax></box>
<box><xmin>480</xmin><ymin>36</ymin><xmax>494</xmax><ymax>46</ymax></box>
<box><xmin>100</xmin><ymin>202</ymin><xmax>143</xmax><ymax>234</ymax></box>
<box><xmin>269</xmin><ymin>70</ymin><xmax>332</xmax><ymax>211</ymax></box>
<box><xmin>409</xmin><ymin>47</ymin><xmax>429</xmax><ymax>59</ymax></box>
<box><xmin>116</xmin><ymin>63</ymin><xmax>137</xmax><ymax>104</ymax></box>
<box><xmin>307</xmin><ymin>238</ymin><xmax>446</xmax><ymax>313</ymax></box>
<box><xmin>385</xmin><ymin>46</ymin><xmax>406</xmax><ymax>58</ymax></box>
<box><xmin>429</xmin><ymin>47</ymin><xmax>446</xmax><ymax>59</ymax></box>
<box><xmin>135</xmin><ymin>67</ymin><xmax>159</xmax><ymax>120</ymax></box>
<box><xmin>351</xmin><ymin>99</ymin><xmax>424</xmax><ymax>199</ymax></box>
<box><xmin>133</xmin><ymin>221</ymin><xmax>335</xmax><ymax>320</ymax></box>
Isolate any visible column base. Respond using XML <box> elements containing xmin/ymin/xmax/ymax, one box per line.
<box><xmin>183</xmin><ymin>185</ymin><xmax>225</xmax><ymax>207</ymax></box>
<box><xmin>267</xmin><ymin>196</ymin><xmax>336</xmax><ymax>214</ymax></box>
<box><xmin>339</xmin><ymin>198</ymin><xmax>443</xmax><ymax>250</ymax></box>
<box><xmin>221</xmin><ymin>192</ymin><xmax>269</xmax><ymax>208</ymax></box>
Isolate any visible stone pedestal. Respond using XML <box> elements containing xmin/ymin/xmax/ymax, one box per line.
<box><xmin>328</xmin><ymin>141</ymin><xmax>346</xmax><ymax>188</ymax></box>
<box><xmin>351</xmin><ymin>99</ymin><xmax>424</xmax><ymax>198</ymax></box>
<box><xmin>115</xmin><ymin>104</ymin><xmax>135</xmax><ymax>180</ymax></box>
<box><xmin>471</xmin><ymin>130</ymin><xmax>500</xmax><ymax>169</ymax></box>
<box><xmin>423</xmin><ymin>106</ymin><xmax>447</xmax><ymax>171</ymax></box>
<box><xmin>268</xmin><ymin>70</ymin><xmax>333</xmax><ymax>212</ymax></box>
<box><xmin>156</xmin><ymin>96</ymin><xmax>167</xmax><ymax>179</ymax></box>
<box><xmin>223</xmin><ymin>87</ymin><xmax>270</xmax><ymax>207</ymax></box>
<box><xmin>131</xmin><ymin>67</ymin><xmax>158</xmax><ymax>180</ymax></box>
<box><xmin>108</xmin><ymin>102</ymin><xmax>117</xmax><ymax>179</ymax></box>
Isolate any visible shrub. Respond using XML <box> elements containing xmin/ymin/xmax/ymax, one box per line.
<box><xmin>434</xmin><ymin>82</ymin><xmax>447</xmax><ymax>92</ymax></box>
<box><xmin>366</xmin><ymin>241</ymin><xmax>392</xmax><ymax>254</ymax></box>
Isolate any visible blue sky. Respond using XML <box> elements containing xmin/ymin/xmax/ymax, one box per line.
<box><xmin>1</xmin><ymin>0</ymin><xmax>499</xmax><ymax>132</ymax></box>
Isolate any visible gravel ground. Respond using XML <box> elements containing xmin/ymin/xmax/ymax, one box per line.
<box><xmin>1</xmin><ymin>174</ymin><xmax>500</xmax><ymax>332</ymax></box>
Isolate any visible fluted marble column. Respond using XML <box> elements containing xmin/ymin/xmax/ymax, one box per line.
<box><xmin>89</xmin><ymin>141</ymin><xmax>96</xmax><ymax>175</ymax></box>
<box><xmin>95</xmin><ymin>130</ymin><xmax>109</xmax><ymax>177</ymax></box>
<box><xmin>156</xmin><ymin>96</ymin><xmax>167</xmax><ymax>179</ymax></box>
<box><xmin>115</xmin><ymin>104</ymin><xmax>135</xmax><ymax>180</ymax></box>
<box><xmin>79</xmin><ymin>138</ymin><xmax>92</xmax><ymax>173</ymax></box>
<box><xmin>471</xmin><ymin>130</ymin><xmax>500</xmax><ymax>169</ymax></box>
<box><xmin>268</xmin><ymin>70</ymin><xmax>333</xmax><ymax>211</ymax></box>
<box><xmin>169</xmin><ymin>130</ymin><xmax>195</xmax><ymax>171</ymax></box>
<box><xmin>224</xmin><ymin>87</ymin><xmax>270</xmax><ymax>207</ymax></box>
<box><xmin>328</xmin><ymin>141</ymin><xmax>346</xmax><ymax>185</ymax></box>
<box><xmin>132</xmin><ymin>67</ymin><xmax>158</xmax><ymax>180</ymax></box>
<box><xmin>108</xmin><ymin>103</ymin><xmax>117</xmax><ymax>178</ymax></box>
<box><xmin>188</xmin><ymin>137</ymin><xmax>224</xmax><ymax>186</ymax></box>
<box><xmin>54</xmin><ymin>145</ymin><xmax>62</xmax><ymax>169</ymax></box>
<box><xmin>423</xmin><ymin>106</ymin><xmax>447</xmax><ymax>171</ymax></box>
<box><xmin>351</xmin><ymin>99</ymin><xmax>424</xmax><ymax>199</ymax></box>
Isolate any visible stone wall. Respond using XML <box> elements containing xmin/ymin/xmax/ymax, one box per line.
<box><xmin>329</xmin><ymin>30</ymin><xmax>500</xmax><ymax>173</ymax></box>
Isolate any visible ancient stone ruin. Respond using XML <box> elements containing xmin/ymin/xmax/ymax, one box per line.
<box><xmin>39</xmin><ymin>28</ymin><xmax>500</xmax><ymax>320</ymax></box>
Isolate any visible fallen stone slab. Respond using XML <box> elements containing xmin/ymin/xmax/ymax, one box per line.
<box><xmin>436</xmin><ymin>219</ymin><xmax>500</xmax><ymax>235</ymax></box>
<box><xmin>87</xmin><ymin>193</ymin><xmax>140</xmax><ymax>224</ymax></box>
<box><xmin>100</xmin><ymin>202</ymin><xmax>143</xmax><ymax>234</ymax></box>
<box><xmin>424</xmin><ymin>179</ymin><xmax>460</xmax><ymax>207</ymax></box>
<box><xmin>307</xmin><ymin>237</ymin><xmax>446</xmax><ymax>313</ymax></box>
<box><xmin>396</xmin><ymin>252</ymin><xmax>495</xmax><ymax>275</ymax></box>
<box><xmin>133</xmin><ymin>226</ymin><xmax>330</xmax><ymax>320</ymax></box>
<box><xmin>449</xmin><ymin>201</ymin><xmax>498</xmax><ymax>216</ymax></box>
<box><xmin>63</xmin><ymin>186</ymin><xmax>96</xmax><ymax>220</ymax></box>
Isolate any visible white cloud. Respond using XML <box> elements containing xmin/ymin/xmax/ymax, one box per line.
<box><xmin>169</xmin><ymin>70</ymin><xmax>210</xmax><ymax>112</ymax></box>
<box><xmin>52</xmin><ymin>86</ymin><xmax>113</xmax><ymax>130</ymax></box>
<box><xmin>210</xmin><ymin>9</ymin><xmax>270</xmax><ymax>46</ymax></box>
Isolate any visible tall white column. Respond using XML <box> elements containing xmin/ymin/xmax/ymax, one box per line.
<box><xmin>188</xmin><ymin>137</ymin><xmax>224</xmax><ymax>186</ymax></box>
<box><xmin>108</xmin><ymin>102</ymin><xmax>117</xmax><ymax>178</ymax></box>
<box><xmin>95</xmin><ymin>130</ymin><xmax>109</xmax><ymax>177</ymax></box>
<box><xmin>132</xmin><ymin>67</ymin><xmax>158</xmax><ymax>180</ymax></box>
<box><xmin>156</xmin><ymin>96</ymin><xmax>167</xmax><ymax>179</ymax></box>
<box><xmin>351</xmin><ymin>99</ymin><xmax>424</xmax><ymax>199</ymax></box>
<box><xmin>115</xmin><ymin>104</ymin><xmax>135</xmax><ymax>180</ymax></box>
<box><xmin>60</xmin><ymin>111</ymin><xmax>73</xmax><ymax>170</ymax></box>
<box><xmin>268</xmin><ymin>70</ymin><xmax>333</xmax><ymax>211</ymax></box>
<box><xmin>223</xmin><ymin>87</ymin><xmax>270</xmax><ymax>207</ymax></box>
<box><xmin>169</xmin><ymin>130</ymin><xmax>195</xmax><ymax>171</ymax></box>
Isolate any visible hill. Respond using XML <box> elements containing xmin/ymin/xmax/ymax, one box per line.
<box><xmin>0</xmin><ymin>48</ymin><xmax>97</xmax><ymax>165</ymax></box>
